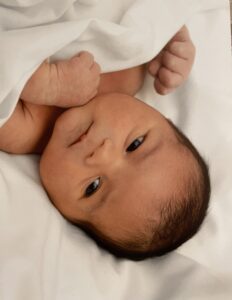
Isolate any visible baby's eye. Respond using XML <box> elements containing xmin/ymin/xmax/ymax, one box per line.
<box><xmin>84</xmin><ymin>177</ymin><xmax>101</xmax><ymax>197</ymax></box>
<box><xmin>126</xmin><ymin>136</ymin><xmax>145</xmax><ymax>152</ymax></box>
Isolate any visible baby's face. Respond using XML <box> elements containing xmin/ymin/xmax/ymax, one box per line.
<box><xmin>40</xmin><ymin>93</ymin><xmax>186</xmax><ymax>242</ymax></box>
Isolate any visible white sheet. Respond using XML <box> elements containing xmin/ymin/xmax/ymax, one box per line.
<box><xmin>1</xmin><ymin>0</ymin><xmax>232</xmax><ymax>299</ymax></box>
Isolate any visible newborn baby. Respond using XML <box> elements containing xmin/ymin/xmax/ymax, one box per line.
<box><xmin>0</xmin><ymin>26</ymin><xmax>210</xmax><ymax>260</ymax></box>
<box><xmin>40</xmin><ymin>93</ymin><xmax>210</xmax><ymax>261</ymax></box>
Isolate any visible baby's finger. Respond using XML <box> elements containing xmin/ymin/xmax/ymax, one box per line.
<box><xmin>91</xmin><ymin>61</ymin><xmax>101</xmax><ymax>75</ymax></box>
<box><xmin>154</xmin><ymin>77</ymin><xmax>174</xmax><ymax>95</ymax></box>
<box><xmin>89</xmin><ymin>89</ymin><xmax>98</xmax><ymax>100</ymax></box>
<box><xmin>162</xmin><ymin>50</ymin><xmax>190</xmax><ymax>78</ymax></box>
<box><xmin>91</xmin><ymin>63</ymin><xmax>101</xmax><ymax>88</ymax></box>
<box><xmin>148</xmin><ymin>53</ymin><xmax>162</xmax><ymax>76</ymax></box>
<box><xmin>158</xmin><ymin>67</ymin><xmax>183</xmax><ymax>89</ymax></box>
<box><xmin>78</xmin><ymin>51</ymin><xmax>94</xmax><ymax>68</ymax></box>
<box><xmin>170</xmin><ymin>25</ymin><xmax>190</xmax><ymax>43</ymax></box>
<box><xmin>168</xmin><ymin>41</ymin><xmax>195</xmax><ymax>61</ymax></box>
<box><xmin>77</xmin><ymin>88</ymin><xmax>98</xmax><ymax>106</ymax></box>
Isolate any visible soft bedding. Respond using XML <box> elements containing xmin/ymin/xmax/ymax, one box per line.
<box><xmin>0</xmin><ymin>0</ymin><xmax>232</xmax><ymax>299</ymax></box>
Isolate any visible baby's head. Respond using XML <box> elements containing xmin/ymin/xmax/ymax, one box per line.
<box><xmin>40</xmin><ymin>93</ymin><xmax>210</xmax><ymax>260</ymax></box>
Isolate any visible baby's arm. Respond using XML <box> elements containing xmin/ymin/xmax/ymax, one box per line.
<box><xmin>0</xmin><ymin>51</ymin><xmax>100</xmax><ymax>154</ymax></box>
<box><xmin>98</xmin><ymin>65</ymin><xmax>146</xmax><ymax>96</ymax></box>
<box><xmin>0</xmin><ymin>101</ymin><xmax>62</xmax><ymax>154</ymax></box>
<box><xmin>148</xmin><ymin>25</ymin><xmax>196</xmax><ymax>95</ymax></box>
<box><xmin>20</xmin><ymin>51</ymin><xmax>101</xmax><ymax>107</ymax></box>
<box><xmin>0</xmin><ymin>65</ymin><xmax>145</xmax><ymax>155</ymax></box>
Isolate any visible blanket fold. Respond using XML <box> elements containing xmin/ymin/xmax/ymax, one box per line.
<box><xmin>0</xmin><ymin>0</ymin><xmax>227</xmax><ymax>126</ymax></box>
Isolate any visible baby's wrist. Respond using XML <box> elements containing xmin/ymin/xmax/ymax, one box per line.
<box><xmin>47</xmin><ymin>62</ymin><xmax>61</xmax><ymax>105</ymax></box>
<box><xmin>49</xmin><ymin>60</ymin><xmax>71</xmax><ymax>106</ymax></box>
<box><xmin>20</xmin><ymin>60</ymin><xmax>58</xmax><ymax>106</ymax></box>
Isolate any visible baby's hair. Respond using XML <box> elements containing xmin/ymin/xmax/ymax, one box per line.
<box><xmin>74</xmin><ymin>120</ymin><xmax>211</xmax><ymax>261</ymax></box>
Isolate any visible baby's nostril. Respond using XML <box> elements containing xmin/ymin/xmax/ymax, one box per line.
<box><xmin>100</xmin><ymin>140</ymin><xmax>105</xmax><ymax>146</ymax></box>
<box><xmin>89</xmin><ymin>151</ymin><xmax>94</xmax><ymax>158</ymax></box>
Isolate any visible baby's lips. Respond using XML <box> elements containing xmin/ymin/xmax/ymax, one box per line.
<box><xmin>69</xmin><ymin>122</ymin><xmax>93</xmax><ymax>147</ymax></box>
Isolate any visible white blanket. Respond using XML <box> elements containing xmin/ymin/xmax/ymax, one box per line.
<box><xmin>0</xmin><ymin>0</ymin><xmax>227</xmax><ymax>126</ymax></box>
<box><xmin>0</xmin><ymin>0</ymin><xmax>232</xmax><ymax>299</ymax></box>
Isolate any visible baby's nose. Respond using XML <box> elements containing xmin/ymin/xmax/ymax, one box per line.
<box><xmin>85</xmin><ymin>138</ymin><xmax>118</xmax><ymax>166</ymax></box>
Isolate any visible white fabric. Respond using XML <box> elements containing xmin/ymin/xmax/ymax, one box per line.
<box><xmin>0</xmin><ymin>0</ymin><xmax>232</xmax><ymax>299</ymax></box>
<box><xmin>0</xmin><ymin>0</ymin><xmax>227</xmax><ymax>127</ymax></box>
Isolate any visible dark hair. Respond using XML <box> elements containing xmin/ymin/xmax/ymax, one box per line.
<box><xmin>73</xmin><ymin>120</ymin><xmax>211</xmax><ymax>261</ymax></box>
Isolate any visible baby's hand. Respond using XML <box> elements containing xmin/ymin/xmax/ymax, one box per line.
<box><xmin>20</xmin><ymin>51</ymin><xmax>101</xmax><ymax>107</ymax></box>
<box><xmin>54</xmin><ymin>51</ymin><xmax>101</xmax><ymax>107</ymax></box>
<box><xmin>148</xmin><ymin>25</ymin><xmax>196</xmax><ymax>95</ymax></box>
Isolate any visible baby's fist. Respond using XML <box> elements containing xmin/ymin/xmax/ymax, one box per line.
<box><xmin>54</xmin><ymin>51</ymin><xmax>101</xmax><ymax>107</ymax></box>
<box><xmin>148</xmin><ymin>26</ymin><xmax>195</xmax><ymax>95</ymax></box>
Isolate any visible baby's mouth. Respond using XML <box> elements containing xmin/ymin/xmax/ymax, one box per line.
<box><xmin>70</xmin><ymin>122</ymin><xmax>93</xmax><ymax>146</ymax></box>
